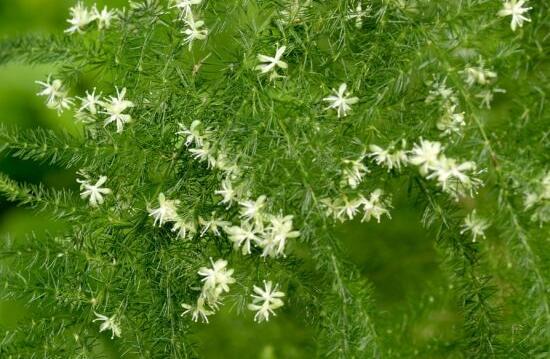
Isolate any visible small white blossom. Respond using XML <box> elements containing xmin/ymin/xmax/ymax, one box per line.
<box><xmin>181</xmin><ymin>296</ymin><xmax>213</xmax><ymax>323</ymax></box>
<box><xmin>425</xmin><ymin>77</ymin><xmax>458</xmax><ymax>105</ymax></box>
<box><xmin>173</xmin><ymin>0</ymin><xmax>202</xmax><ymax>18</ymax></box>
<box><xmin>460</xmin><ymin>210</ymin><xmax>490</xmax><ymax>242</ymax></box>
<box><xmin>323</xmin><ymin>83</ymin><xmax>359</xmax><ymax>118</ymax></box>
<box><xmin>360</xmin><ymin>189</ymin><xmax>391</xmax><ymax>223</ymax></box>
<box><xmin>216</xmin><ymin>178</ymin><xmax>237</xmax><ymax>207</ymax></box>
<box><xmin>239</xmin><ymin>195</ymin><xmax>267</xmax><ymax>222</ymax></box>
<box><xmin>341</xmin><ymin>157</ymin><xmax>368</xmax><ymax>189</ymax></box>
<box><xmin>93</xmin><ymin>312</ymin><xmax>121</xmax><ymax>339</ymax></box>
<box><xmin>256</xmin><ymin>46</ymin><xmax>288</xmax><ymax>75</ymax></box>
<box><xmin>177</xmin><ymin>120</ymin><xmax>208</xmax><ymax>147</ymax></box>
<box><xmin>409</xmin><ymin>139</ymin><xmax>443</xmax><ymax>175</ymax></box>
<box><xmin>35</xmin><ymin>76</ymin><xmax>73</xmax><ymax>114</ymax></box>
<box><xmin>65</xmin><ymin>2</ymin><xmax>95</xmax><ymax>34</ymax></box>
<box><xmin>368</xmin><ymin>144</ymin><xmax>408</xmax><ymax>172</ymax></box>
<box><xmin>427</xmin><ymin>156</ymin><xmax>481</xmax><ymax>198</ymax></box>
<box><xmin>476</xmin><ymin>88</ymin><xmax>506</xmax><ymax>109</ymax></box>
<box><xmin>498</xmin><ymin>0</ymin><xmax>532</xmax><ymax>31</ymax></box>
<box><xmin>461</xmin><ymin>64</ymin><xmax>497</xmax><ymax>87</ymax></box>
<box><xmin>182</xmin><ymin>15</ymin><xmax>208</xmax><ymax>50</ymax></box>
<box><xmin>437</xmin><ymin>104</ymin><xmax>465</xmax><ymax>137</ymax></box>
<box><xmin>336</xmin><ymin>196</ymin><xmax>364</xmax><ymax>222</ymax></box>
<box><xmin>198</xmin><ymin>258</ymin><xmax>236</xmax><ymax>294</ymax></box>
<box><xmin>100</xmin><ymin>87</ymin><xmax>135</xmax><ymax>133</ymax></box>
<box><xmin>171</xmin><ymin>217</ymin><xmax>197</xmax><ymax>240</ymax></box>
<box><xmin>199</xmin><ymin>213</ymin><xmax>230</xmax><ymax>237</ymax></box>
<box><xmin>148</xmin><ymin>193</ymin><xmax>180</xmax><ymax>226</ymax></box>
<box><xmin>224</xmin><ymin>221</ymin><xmax>262</xmax><ymax>255</ymax></box>
<box><xmin>77</xmin><ymin>176</ymin><xmax>112</xmax><ymax>207</ymax></box>
<box><xmin>347</xmin><ymin>3</ymin><xmax>369</xmax><ymax>29</ymax></box>
<box><xmin>248</xmin><ymin>281</ymin><xmax>285</xmax><ymax>323</ymax></box>
<box><xmin>78</xmin><ymin>88</ymin><xmax>102</xmax><ymax>115</ymax></box>
<box><xmin>189</xmin><ymin>142</ymin><xmax>217</xmax><ymax>168</ymax></box>
<box><xmin>93</xmin><ymin>5</ymin><xmax>117</xmax><ymax>30</ymax></box>
<box><xmin>261</xmin><ymin>215</ymin><xmax>300</xmax><ymax>258</ymax></box>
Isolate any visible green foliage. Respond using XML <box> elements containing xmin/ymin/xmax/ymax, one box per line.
<box><xmin>0</xmin><ymin>0</ymin><xmax>548</xmax><ymax>358</ymax></box>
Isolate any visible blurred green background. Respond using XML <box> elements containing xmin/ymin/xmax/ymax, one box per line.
<box><xmin>0</xmin><ymin>1</ymin><xmax>457</xmax><ymax>358</ymax></box>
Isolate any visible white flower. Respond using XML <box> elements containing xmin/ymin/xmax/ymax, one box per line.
<box><xmin>323</xmin><ymin>83</ymin><xmax>359</xmax><ymax>118</ymax></box>
<box><xmin>498</xmin><ymin>0</ymin><xmax>532</xmax><ymax>31</ymax></box>
<box><xmin>198</xmin><ymin>258</ymin><xmax>236</xmax><ymax>294</ymax></box>
<box><xmin>173</xmin><ymin>0</ymin><xmax>202</xmax><ymax>18</ymax></box>
<box><xmin>171</xmin><ymin>217</ymin><xmax>196</xmax><ymax>240</ymax></box>
<box><xmin>182</xmin><ymin>15</ymin><xmax>208</xmax><ymax>50</ymax></box>
<box><xmin>78</xmin><ymin>88</ymin><xmax>101</xmax><ymax>115</ymax></box>
<box><xmin>437</xmin><ymin>104</ymin><xmax>465</xmax><ymax>137</ymax></box>
<box><xmin>261</xmin><ymin>215</ymin><xmax>300</xmax><ymax>258</ymax></box>
<box><xmin>148</xmin><ymin>193</ymin><xmax>180</xmax><ymax>226</ymax></box>
<box><xmin>177</xmin><ymin>120</ymin><xmax>208</xmax><ymax>147</ymax></box>
<box><xmin>181</xmin><ymin>296</ymin><xmax>213</xmax><ymax>323</ymax></box>
<box><xmin>425</xmin><ymin>77</ymin><xmax>458</xmax><ymax>105</ymax></box>
<box><xmin>77</xmin><ymin>176</ymin><xmax>112</xmax><ymax>207</ymax></box>
<box><xmin>224</xmin><ymin>221</ymin><xmax>262</xmax><ymax>255</ymax></box>
<box><xmin>461</xmin><ymin>64</ymin><xmax>497</xmax><ymax>87</ymax></box>
<box><xmin>93</xmin><ymin>5</ymin><xmax>117</xmax><ymax>30</ymax></box>
<box><xmin>100</xmin><ymin>87</ymin><xmax>135</xmax><ymax>133</ymax></box>
<box><xmin>409</xmin><ymin>139</ymin><xmax>443</xmax><ymax>175</ymax></box>
<box><xmin>341</xmin><ymin>157</ymin><xmax>368</xmax><ymax>189</ymax></box>
<box><xmin>35</xmin><ymin>76</ymin><xmax>73</xmax><ymax>114</ymax></box>
<box><xmin>360</xmin><ymin>189</ymin><xmax>391</xmax><ymax>223</ymax></box>
<box><xmin>248</xmin><ymin>281</ymin><xmax>285</xmax><ymax>323</ymax></box>
<box><xmin>199</xmin><ymin>213</ymin><xmax>230</xmax><ymax>237</ymax></box>
<box><xmin>476</xmin><ymin>88</ymin><xmax>506</xmax><ymax>109</ymax></box>
<box><xmin>239</xmin><ymin>195</ymin><xmax>267</xmax><ymax>222</ymax></box>
<box><xmin>460</xmin><ymin>210</ymin><xmax>490</xmax><ymax>242</ymax></box>
<box><xmin>347</xmin><ymin>3</ymin><xmax>369</xmax><ymax>29</ymax></box>
<box><xmin>256</xmin><ymin>46</ymin><xmax>288</xmax><ymax>75</ymax></box>
<box><xmin>93</xmin><ymin>312</ymin><xmax>121</xmax><ymax>339</ymax></box>
<box><xmin>216</xmin><ymin>178</ymin><xmax>237</xmax><ymax>207</ymax></box>
<box><xmin>189</xmin><ymin>142</ymin><xmax>217</xmax><ymax>168</ymax></box>
<box><xmin>427</xmin><ymin>156</ymin><xmax>480</xmax><ymax>197</ymax></box>
<box><xmin>368</xmin><ymin>144</ymin><xmax>408</xmax><ymax>172</ymax></box>
<box><xmin>65</xmin><ymin>2</ymin><xmax>95</xmax><ymax>34</ymax></box>
<box><xmin>336</xmin><ymin>196</ymin><xmax>363</xmax><ymax>222</ymax></box>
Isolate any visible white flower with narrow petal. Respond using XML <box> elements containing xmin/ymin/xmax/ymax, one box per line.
<box><xmin>437</xmin><ymin>105</ymin><xmax>465</xmax><ymax>137</ymax></box>
<box><xmin>460</xmin><ymin>210</ymin><xmax>490</xmax><ymax>242</ymax></box>
<box><xmin>224</xmin><ymin>221</ymin><xmax>262</xmax><ymax>255</ymax></box>
<box><xmin>35</xmin><ymin>76</ymin><xmax>73</xmax><ymax>114</ymax></box>
<box><xmin>347</xmin><ymin>3</ymin><xmax>369</xmax><ymax>29</ymax></box>
<box><xmin>199</xmin><ymin>213</ymin><xmax>230</xmax><ymax>237</ymax></box>
<box><xmin>368</xmin><ymin>144</ymin><xmax>408</xmax><ymax>172</ymax></box>
<box><xmin>360</xmin><ymin>189</ymin><xmax>391</xmax><ymax>223</ymax></box>
<box><xmin>65</xmin><ymin>2</ymin><xmax>95</xmax><ymax>34</ymax></box>
<box><xmin>461</xmin><ymin>65</ymin><xmax>497</xmax><ymax>87</ymax></box>
<box><xmin>239</xmin><ymin>195</ymin><xmax>267</xmax><ymax>222</ymax></box>
<box><xmin>182</xmin><ymin>15</ymin><xmax>208</xmax><ymax>50</ymax></box>
<box><xmin>323</xmin><ymin>83</ymin><xmax>359</xmax><ymax>118</ymax></box>
<box><xmin>409</xmin><ymin>139</ymin><xmax>443</xmax><ymax>175</ymax></box>
<box><xmin>427</xmin><ymin>156</ymin><xmax>481</xmax><ymax>198</ymax></box>
<box><xmin>498</xmin><ymin>0</ymin><xmax>532</xmax><ymax>31</ymax></box>
<box><xmin>198</xmin><ymin>258</ymin><xmax>236</xmax><ymax>294</ymax></box>
<box><xmin>148</xmin><ymin>193</ymin><xmax>180</xmax><ymax>226</ymax></box>
<box><xmin>248</xmin><ymin>281</ymin><xmax>285</xmax><ymax>323</ymax></box>
<box><xmin>78</xmin><ymin>88</ymin><xmax>102</xmax><ymax>115</ymax></box>
<box><xmin>173</xmin><ymin>0</ymin><xmax>202</xmax><ymax>17</ymax></box>
<box><xmin>77</xmin><ymin>176</ymin><xmax>112</xmax><ymax>207</ymax></box>
<box><xmin>261</xmin><ymin>215</ymin><xmax>300</xmax><ymax>258</ymax></box>
<box><xmin>177</xmin><ymin>120</ymin><xmax>208</xmax><ymax>147</ymax></box>
<box><xmin>93</xmin><ymin>5</ymin><xmax>117</xmax><ymax>30</ymax></box>
<box><xmin>189</xmin><ymin>142</ymin><xmax>217</xmax><ymax>168</ymax></box>
<box><xmin>100</xmin><ymin>87</ymin><xmax>135</xmax><ymax>133</ymax></box>
<box><xmin>93</xmin><ymin>312</ymin><xmax>121</xmax><ymax>339</ymax></box>
<box><xmin>256</xmin><ymin>46</ymin><xmax>288</xmax><ymax>74</ymax></box>
<box><xmin>171</xmin><ymin>217</ymin><xmax>196</xmax><ymax>240</ymax></box>
<box><xmin>216</xmin><ymin>178</ymin><xmax>237</xmax><ymax>207</ymax></box>
<box><xmin>341</xmin><ymin>157</ymin><xmax>368</xmax><ymax>189</ymax></box>
<box><xmin>181</xmin><ymin>296</ymin><xmax>213</xmax><ymax>323</ymax></box>
<box><xmin>336</xmin><ymin>196</ymin><xmax>363</xmax><ymax>222</ymax></box>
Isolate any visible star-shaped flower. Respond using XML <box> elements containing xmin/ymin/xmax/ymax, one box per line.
<box><xmin>498</xmin><ymin>0</ymin><xmax>532</xmax><ymax>31</ymax></box>
<box><xmin>323</xmin><ymin>83</ymin><xmax>359</xmax><ymax>118</ymax></box>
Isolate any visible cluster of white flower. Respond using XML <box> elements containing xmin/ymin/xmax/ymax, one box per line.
<box><xmin>460</xmin><ymin>210</ymin><xmax>490</xmax><ymax>242</ymax></box>
<box><xmin>368</xmin><ymin>143</ymin><xmax>408</xmax><ymax>172</ymax></box>
<box><xmin>437</xmin><ymin>104</ymin><xmax>465</xmax><ymax>137</ymax></box>
<box><xmin>409</xmin><ymin>139</ymin><xmax>482</xmax><ymax>199</ymax></box>
<box><xmin>460</xmin><ymin>58</ymin><xmax>504</xmax><ymax>109</ymax></box>
<box><xmin>172</xmin><ymin>0</ymin><xmax>208</xmax><ymax>49</ymax></box>
<box><xmin>322</xmin><ymin>189</ymin><xmax>391</xmax><ymax>223</ymax></box>
<box><xmin>35</xmin><ymin>76</ymin><xmax>73</xmax><ymax>114</ymax></box>
<box><xmin>498</xmin><ymin>0</ymin><xmax>532</xmax><ymax>32</ymax></box>
<box><xmin>248</xmin><ymin>280</ymin><xmax>285</xmax><ymax>322</ymax></box>
<box><xmin>425</xmin><ymin>77</ymin><xmax>458</xmax><ymax>106</ymax></box>
<box><xmin>148</xmin><ymin>193</ymin><xmax>198</xmax><ymax>240</ymax></box>
<box><xmin>65</xmin><ymin>2</ymin><xmax>117</xmax><ymax>34</ymax></box>
<box><xmin>524</xmin><ymin>171</ymin><xmax>550</xmax><ymax>225</ymax></box>
<box><xmin>77</xmin><ymin>174</ymin><xmax>112</xmax><ymax>207</ymax></box>
<box><xmin>35</xmin><ymin>77</ymin><xmax>136</xmax><ymax>132</ymax></box>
